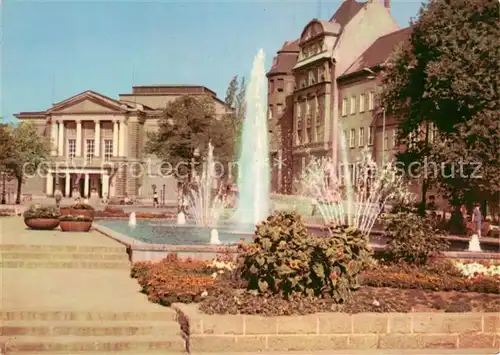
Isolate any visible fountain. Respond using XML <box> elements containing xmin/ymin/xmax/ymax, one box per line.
<box><xmin>177</xmin><ymin>211</ymin><xmax>186</xmax><ymax>225</ymax></box>
<box><xmin>210</xmin><ymin>229</ymin><xmax>221</xmax><ymax>244</ymax></box>
<box><xmin>468</xmin><ymin>234</ymin><xmax>482</xmax><ymax>252</ymax></box>
<box><xmin>95</xmin><ymin>50</ymin><xmax>272</xmax><ymax>248</ymax></box>
<box><xmin>186</xmin><ymin>141</ymin><xmax>227</xmax><ymax>228</ymax></box>
<box><xmin>234</xmin><ymin>49</ymin><xmax>270</xmax><ymax>226</ymax></box>
<box><xmin>300</xmin><ymin>141</ymin><xmax>410</xmax><ymax>236</ymax></box>
<box><xmin>128</xmin><ymin>212</ymin><xmax>137</xmax><ymax>228</ymax></box>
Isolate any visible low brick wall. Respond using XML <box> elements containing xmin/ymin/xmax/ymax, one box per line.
<box><xmin>172</xmin><ymin>304</ymin><xmax>499</xmax><ymax>352</ymax></box>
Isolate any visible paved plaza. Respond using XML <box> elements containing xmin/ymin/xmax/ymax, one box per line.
<box><xmin>0</xmin><ymin>217</ymin><xmax>496</xmax><ymax>354</ymax></box>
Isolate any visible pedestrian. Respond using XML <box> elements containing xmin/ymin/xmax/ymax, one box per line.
<box><xmin>153</xmin><ymin>190</ymin><xmax>159</xmax><ymax>208</ymax></box>
<box><xmin>472</xmin><ymin>202</ymin><xmax>483</xmax><ymax>238</ymax></box>
<box><xmin>54</xmin><ymin>188</ymin><xmax>62</xmax><ymax>208</ymax></box>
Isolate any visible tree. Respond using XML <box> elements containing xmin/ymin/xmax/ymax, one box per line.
<box><xmin>0</xmin><ymin>124</ymin><xmax>15</xmax><ymax>204</ymax></box>
<box><xmin>236</xmin><ymin>76</ymin><xmax>246</xmax><ymax>121</ymax></box>
<box><xmin>381</xmin><ymin>0</ymin><xmax>499</xmax><ymax>214</ymax></box>
<box><xmin>146</xmin><ymin>95</ymin><xmax>237</xmax><ymax>179</ymax></box>
<box><xmin>225</xmin><ymin>76</ymin><xmax>239</xmax><ymax>108</ymax></box>
<box><xmin>6</xmin><ymin>122</ymin><xmax>50</xmax><ymax>204</ymax></box>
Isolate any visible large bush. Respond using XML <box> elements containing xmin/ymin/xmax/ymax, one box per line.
<box><xmin>239</xmin><ymin>211</ymin><xmax>372</xmax><ymax>302</ymax></box>
<box><xmin>383</xmin><ymin>212</ymin><xmax>449</xmax><ymax>265</ymax></box>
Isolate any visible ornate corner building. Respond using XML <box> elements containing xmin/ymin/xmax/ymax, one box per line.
<box><xmin>267</xmin><ymin>0</ymin><xmax>412</xmax><ymax>194</ymax></box>
<box><xmin>15</xmin><ymin>86</ymin><xmax>231</xmax><ymax>201</ymax></box>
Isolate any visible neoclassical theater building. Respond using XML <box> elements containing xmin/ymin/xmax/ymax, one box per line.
<box><xmin>15</xmin><ymin>85</ymin><xmax>231</xmax><ymax>201</ymax></box>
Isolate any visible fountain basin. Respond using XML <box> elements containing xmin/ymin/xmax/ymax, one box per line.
<box><xmin>94</xmin><ymin>220</ymin><xmax>500</xmax><ymax>262</ymax></box>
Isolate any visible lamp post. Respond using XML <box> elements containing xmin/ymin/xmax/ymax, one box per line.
<box><xmin>1</xmin><ymin>171</ymin><xmax>6</xmax><ymax>205</ymax></box>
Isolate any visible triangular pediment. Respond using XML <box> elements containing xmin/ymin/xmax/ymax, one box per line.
<box><xmin>48</xmin><ymin>90</ymin><xmax>126</xmax><ymax>114</ymax></box>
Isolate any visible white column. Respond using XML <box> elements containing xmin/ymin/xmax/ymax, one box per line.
<box><xmin>84</xmin><ymin>173</ymin><xmax>90</xmax><ymax>198</ymax></box>
<box><xmin>112</xmin><ymin>120</ymin><xmax>119</xmax><ymax>157</ymax></box>
<box><xmin>58</xmin><ymin>121</ymin><xmax>65</xmax><ymax>157</ymax></box>
<box><xmin>102</xmin><ymin>172</ymin><xmax>109</xmax><ymax>198</ymax></box>
<box><xmin>50</xmin><ymin>122</ymin><xmax>58</xmax><ymax>156</ymax></box>
<box><xmin>94</xmin><ymin>120</ymin><xmax>100</xmax><ymax>157</ymax></box>
<box><xmin>46</xmin><ymin>173</ymin><xmax>53</xmax><ymax>196</ymax></box>
<box><xmin>76</xmin><ymin>121</ymin><xmax>82</xmax><ymax>157</ymax></box>
<box><xmin>65</xmin><ymin>172</ymin><xmax>71</xmax><ymax>197</ymax></box>
<box><xmin>118</xmin><ymin>120</ymin><xmax>126</xmax><ymax>157</ymax></box>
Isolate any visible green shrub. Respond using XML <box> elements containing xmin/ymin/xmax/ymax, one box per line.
<box><xmin>72</xmin><ymin>202</ymin><xmax>94</xmax><ymax>210</ymax></box>
<box><xmin>23</xmin><ymin>204</ymin><xmax>60</xmax><ymax>220</ymax></box>
<box><xmin>239</xmin><ymin>211</ymin><xmax>372</xmax><ymax>303</ymax></box>
<box><xmin>383</xmin><ymin>212</ymin><xmax>449</xmax><ymax>265</ymax></box>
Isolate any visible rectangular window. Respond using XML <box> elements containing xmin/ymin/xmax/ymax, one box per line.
<box><xmin>305</xmin><ymin>128</ymin><xmax>311</xmax><ymax>144</ymax></box>
<box><xmin>317</xmin><ymin>67</ymin><xmax>324</xmax><ymax>82</ymax></box>
<box><xmin>86</xmin><ymin>139</ymin><xmax>95</xmax><ymax>162</ymax></box>
<box><xmin>308</xmin><ymin>70</ymin><xmax>315</xmax><ymax>86</ymax></box>
<box><xmin>296</xmin><ymin>129</ymin><xmax>302</xmax><ymax>145</ymax></box>
<box><xmin>429</xmin><ymin>122</ymin><xmax>438</xmax><ymax>142</ymax></box>
<box><xmin>277</xmin><ymin>78</ymin><xmax>284</xmax><ymax>92</ymax></box>
<box><xmin>104</xmin><ymin>139</ymin><xmax>113</xmax><ymax>161</ymax></box>
<box><xmin>368</xmin><ymin>126</ymin><xmax>374</xmax><ymax>146</ymax></box>
<box><xmin>268</xmin><ymin>105</ymin><xmax>273</xmax><ymax>120</ymax></box>
<box><xmin>67</xmin><ymin>139</ymin><xmax>76</xmax><ymax>159</ymax></box>
<box><xmin>359</xmin><ymin>94</ymin><xmax>365</xmax><ymax>112</ymax></box>
<box><xmin>350</xmin><ymin>96</ymin><xmax>356</xmax><ymax>115</ymax></box>
<box><xmin>359</xmin><ymin>127</ymin><xmax>365</xmax><ymax>147</ymax></box>
<box><xmin>392</xmin><ymin>128</ymin><xmax>398</xmax><ymax>147</ymax></box>
<box><xmin>368</xmin><ymin>91</ymin><xmax>375</xmax><ymax>111</ymax></box>
<box><xmin>349</xmin><ymin>128</ymin><xmax>355</xmax><ymax>148</ymax></box>
<box><xmin>342</xmin><ymin>98</ymin><xmax>348</xmax><ymax>116</ymax></box>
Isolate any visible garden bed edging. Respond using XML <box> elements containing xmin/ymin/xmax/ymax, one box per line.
<box><xmin>172</xmin><ymin>303</ymin><xmax>499</xmax><ymax>353</ymax></box>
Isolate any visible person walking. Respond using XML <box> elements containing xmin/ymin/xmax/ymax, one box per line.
<box><xmin>153</xmin><ymin>190</ymin><xmax>159</xmax><ymax>208</ymax></box>
<box><xmin>472</xmin><ymin>203</ymin><xmax>483</xmax><ymax>238</ymax></box>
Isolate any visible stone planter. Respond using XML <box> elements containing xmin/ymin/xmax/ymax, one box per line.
<box><xmin>24</xmin><ymin>218</ymin><xmax>60</xmax><ymax>230</ymax></box>
<box><xmin>60</xmin><ymin>221</ymin><xmax>93</xmax><ymax>232</ymax></box>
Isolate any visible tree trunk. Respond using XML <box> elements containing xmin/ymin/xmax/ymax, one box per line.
<box><xmin>419</xmin><ymin>121</ymin><xmax>430</xmax><ymax>216</ymax></box>
<box><xmin>15</xmin><ymin>176</ymin><xmax>22</xmax><ymax>205</ymax></box>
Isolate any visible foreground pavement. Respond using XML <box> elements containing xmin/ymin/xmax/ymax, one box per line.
<box><xmin>0</xmin><ymin>217</ymin><xmax>185</xmax><ymax>354</ymax></box>
<box><xmin>0</xmin><ymin>217</ymin><xmax>497</xmax><ymax>355</ymax></box>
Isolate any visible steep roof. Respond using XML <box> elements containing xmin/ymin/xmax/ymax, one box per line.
<box><xmin>267</xmin><ymin>40</ymin><xmax>300</xmax><ymax>76</ymax></box>
<box><xmin>329</xmin><ymin>0</ymin><xmax>364</xmax><ymax>28</ymax></box>
<box><xmin>342</xmin><ymin>27</ymin><xmax>412</xmax><ymax>76</ymax></box>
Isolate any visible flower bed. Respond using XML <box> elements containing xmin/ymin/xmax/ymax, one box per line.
<box><xmin>129</xmin><ymin>211</ymin><xmax>500</xmax><ymax>352</ymax></box>
<box><xmin>95</xmin><ymin>207</ymin><xmax>176</xmax><ymax>219</ymax></box>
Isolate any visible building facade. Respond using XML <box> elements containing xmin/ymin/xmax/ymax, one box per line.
<box><xmin>267</xmin><ymin>0</ymin><xmax>412</xmax><ymax>193</ymax></box>
<box><xmin>15</xmin><ymin>85</ymin><xmax>231</xmax><ymax>201</ymax></box>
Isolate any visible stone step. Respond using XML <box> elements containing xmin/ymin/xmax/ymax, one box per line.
<box><xmin>1</xmin><ymin>335</ymin><xmax>186</xmax><ymax>353</ymax></box>
<box><xmin>0</xmin><ymin>311</ymin><xmax>177</xmax><ymax>322</ymax></box>
<box><xmin>0</xmin><ymin>320</ymin><xmax>180</xmax><ymax>337</ymax></box>
<box><xmin>0</xmin><ymin>252</ymin><xmax>129</xmax><ymax>262</ymax></box>
<box><xmin>9</xmin><ymin>352</ymin><xmax>184</xmax><ymax>355</ymax></box>
<box><xmin>0</xmin><ymin>244</ymin><xmax>126</xmax><ymax>253</ymax></box>
<box><xmin>0</xmin><ymin>260</ymin><xmax>131</xmax><ymax>269</ymax></box>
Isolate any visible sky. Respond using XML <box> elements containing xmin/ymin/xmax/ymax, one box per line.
<box><xmin>1</xmin><ymin>0</ymin><xmax>423</xmax><ymax>122</ymax></box>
